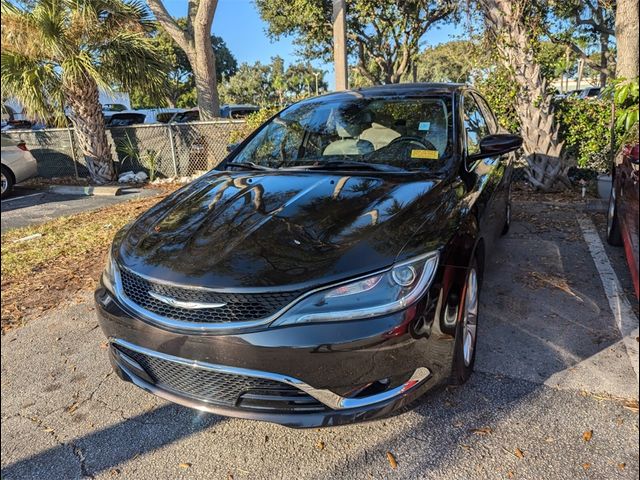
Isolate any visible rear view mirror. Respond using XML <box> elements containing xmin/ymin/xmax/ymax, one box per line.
<box><xmin>472</xmin><ymin>133</ymin><xmax>523</xmax><ymax>160</ymax></box>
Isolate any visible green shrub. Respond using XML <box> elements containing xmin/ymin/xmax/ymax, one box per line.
<box><xmin>554</xmin><ymin>99</ymin><xmax>613</xmax><ymax>172</ymax></box>
<box><xmin>475</xmin><ymin>68</ymin><xmax>521</xmax><ymax>133</ymax></box>
<box><xmin>228</xmin><ymin>106</ymin><xmax>280</xmax><ymax>144</ymax></box>
<box><xmin>604</xmin><ymin>77</ymin><xmax>639</xmax><ymax>132</ymax></box>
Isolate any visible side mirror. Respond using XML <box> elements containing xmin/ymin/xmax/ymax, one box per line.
<box><xmin>472</xmin><ymin>133</ymin><xmax>523</xmax><ymax>159</ymax></box>
<box><xmin>226</xmin><ymin>142</ymin><xmax>239</xmax><ymax>153</ymax></box>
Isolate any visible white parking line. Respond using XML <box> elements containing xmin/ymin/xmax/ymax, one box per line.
<box><xmin>1</xmin><ymin>192</ymin><xmax>44</xmax><ymax>203</ymax></box>
<box><xmin>578</xmin><ymin>215</ymin><xmax>639</xmax><ymax>382</ymax></box>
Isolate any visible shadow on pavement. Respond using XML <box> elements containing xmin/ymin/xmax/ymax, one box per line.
<box><xmin>1</xmin><ymin>404</ymin><xmax>224</xmax><ymax>479</ymax></box>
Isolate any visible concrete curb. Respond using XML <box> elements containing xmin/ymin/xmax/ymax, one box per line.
<box><xmin>584</xmin><ymin>198</ymin><xmax>607</xmax><ymax>213</ymax></box>
<box><xmin>46</xmin><ymin>185</ymin><xmax>123</xmax><ymax>196</ymax></box>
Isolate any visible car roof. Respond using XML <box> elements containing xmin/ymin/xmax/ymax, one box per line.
<box><xmin>300</xmin><ymin>82</ymin><xmax>465</xmax><ymax>104</ymax></box>
<box><xmin>222</xmin><ymin>104</ymin><xmax>259</xmax><ymax>109</ymax></box>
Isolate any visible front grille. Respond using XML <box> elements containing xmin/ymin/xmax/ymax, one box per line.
<box><xmin>115</xmin><ymin>344</ymin><xmax>325</xmax><ymax>412</ymax></box>
<box><xmin>118</xmin><ymin>267</ymin><xmax>302</xmax><ymax>324</ymax></box>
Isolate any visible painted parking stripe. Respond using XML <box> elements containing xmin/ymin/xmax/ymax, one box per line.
<box><xmin>1</xmin><ymin>192</ymin><xmax>44</xmax><ymax>203</ymax></box>
<box><xmin>578</xmin><ymin>215</ymin><xmax>639</xmax><ymax>382</ymax></box>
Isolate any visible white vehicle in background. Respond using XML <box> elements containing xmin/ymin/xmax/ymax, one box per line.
<box><xmin>1</xmin><ymin>134</ymin><xmax>38</xmax><ymax>199</ymax></box>
<box><xmin>137</xmin><ymin>108</ymin><xmax>186</xmax><ymax>124</ymax></box>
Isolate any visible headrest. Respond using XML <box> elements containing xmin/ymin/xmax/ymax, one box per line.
<box><xmin>336</xmin><ymin>119</ymin><xmax>364</xmax><ymax>138</ymax></box>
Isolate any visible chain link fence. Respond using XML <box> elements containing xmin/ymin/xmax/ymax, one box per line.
<box><xmin>4</xmin><ymin>121</ymin><xmax>533</xmax><ymax>183</ymax></box>
<box><xmin>2</xmin><ymin>120</ymin><xmax>247</xmax><ymax>180</ymax></box>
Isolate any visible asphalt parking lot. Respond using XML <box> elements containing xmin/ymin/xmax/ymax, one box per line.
<box><xmin>0</xmin><ymin>186</ymin><xmax>158</xmax><ymax>233</ymax></box>
<box><xmin>1</xmin><ymin>198</ymin><xmax>638</xmax><ymax>480</ymax></box>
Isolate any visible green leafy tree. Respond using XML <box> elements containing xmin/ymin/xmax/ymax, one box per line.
<box><xmin>224</xmin><ymin>62</ymin><xmax>274</xmax><ymax>105</ymax></box>
<box><xmin>130</xmin><ymin>22</ymin><xmax>237</xmax><ymax>109</ymax></box>
<box><xmin>1</xmin><ymin>0</ymin><xmax>166</xmax><ymax>183</ymax></box>
<box><xmin>412</xmin><ymin>40</ymin><xmax>489</xmax><ymax>83</ymax></box>
<box><xmin>546</xmin><ymin>0</ymin><xmax>615</xmax><ymax>87</ymax></box>
<box><xmin>222</xmin><ymin>57</ymin><xmax>326</xmax><ymax>106</ymax></box>
<box><xmin>256</xmin><ymin>0</ymin><xmax>457</xmax><ymax>85</ymax></box>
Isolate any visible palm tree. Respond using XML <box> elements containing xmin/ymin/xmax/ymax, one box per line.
<box><xmin>1</xmin><ymin>0</ymin><xmax>167</xmax><ymax>183</ymax></box>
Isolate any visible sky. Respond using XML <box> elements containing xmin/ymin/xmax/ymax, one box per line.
<box><xmin>162</xmin><ymin>0</ymin><xmax>466</xmax><ymax>89</ymax></box>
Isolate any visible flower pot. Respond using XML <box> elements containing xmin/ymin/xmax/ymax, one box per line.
<box><xmin>597</xmin><ymin>174</ymin><xmax>612</xmax><ymax>199</ymax></box>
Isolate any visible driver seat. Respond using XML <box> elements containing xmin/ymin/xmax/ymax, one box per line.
<box><xmin>359</xmin><ymin>122</ymin><xmax>401</xmax><ymax>150</ymax></box>
<box><xmin>323</xmin><ymin>122</ymin><xmax>374</xmax><ymax>156</ymax></box>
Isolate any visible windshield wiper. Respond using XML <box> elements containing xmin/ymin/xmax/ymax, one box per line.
<box><xmin>227</xmin><ymin>162</ymin><xmax>273</xmax><ymax>171</ymax></box>
<box><xmin>290</xmin><ymin>160</ymin><xmax>405</xmax><ymax>172</ymax></box>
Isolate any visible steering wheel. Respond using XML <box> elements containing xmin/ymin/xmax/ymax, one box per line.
<box><xmin>388</xmin><ymin>136</ymin><xmax>437</xmax><ymax>151</ymax></box>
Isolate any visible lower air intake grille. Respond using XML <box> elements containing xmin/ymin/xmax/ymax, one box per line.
<box><xmin>114</xmin><ymin>344</ymin><xmax>325</xmax><ymax>412</ymax></box>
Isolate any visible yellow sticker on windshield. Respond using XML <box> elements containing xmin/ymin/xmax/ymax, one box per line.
<box><xmin>411</xmin><ymin>149</ymin><xmax>439</xmax><ymax>160</ymax></box>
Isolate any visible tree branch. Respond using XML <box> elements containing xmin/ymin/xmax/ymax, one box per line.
<box><xmin>146</xmin><ymin>0</ymin><xmax>193</xmax><ymax>51</ymax></box>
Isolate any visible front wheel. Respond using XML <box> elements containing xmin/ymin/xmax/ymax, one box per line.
<box><xmin>450</xmin><ymin>261</ymin><xmax>480</xmax><ymax>385</ymax></box>
<box><xmin>1</xmin><ymin>166</ymin><xmax>14</xmax><ymax>200</ymax></box>
<box><xmin>606</xmin><ymin>186</ymin><xmax>623</xmax><ymax>246</ymax></box>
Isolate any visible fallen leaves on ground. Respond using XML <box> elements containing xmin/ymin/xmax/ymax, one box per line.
<box><xmin>521</xmin><ymin>271</ymin><xmax>580</xmax><ymax>300</ymax></box>
<box><xmin>582</xmin><ymin>430</ymin><xmax>593</xmax><ymax>442</ymax></box>
<box><xmin>582</xmin><ymin>463</ymin><xmax>591</xmax><ymax>470</ymax></box>
<box><xmin>618</xmin><ymin>463</ymin><xmax>626</xmax><ymax>470</ymax></box>
<box><xmin>178</xmin><ymin>463</ymin><xmax>191</xmax><ymax>469</ymax></box>
<box><xmin>386</xmin><ymin>452</ymin><xmax>398</xmax><ymax>469</ymax></box>
<box><xmin>623</xmin><ymin>399</ymin><xmax>639</xmax><ymax>413</ymax></box>
<box><xmin>316</xmin><ymin>441</ymin><xmax>325</xmax><ymax>450</ymax></box>
<box><xmin>1</xmin><ymin>192</ymin><xmax>171</xmax><ymax>332</ymax></box>
<box><xmin>470</xmin><ymin>427</ymin><xmax>492</xmax><ymax>436</ymax></box>
<box><xmin>514</xmin><ymin>448</ymin><xmax>525</xmax><ymax>459</ymax></box>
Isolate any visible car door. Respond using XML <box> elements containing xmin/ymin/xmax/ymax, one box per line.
<box><xmin>462</xmin><ymin>92</ymin><xmax>505</xmax><ymax>251</ymax></box>
<box><xmin>616</xmin><ymin>125</ymin><xmax>639</xmax><ymax>289</ymax></box>
<box><xmin>473</xmin><ymin>92</ymin><xmax>513</xmax><ymax>232</ymax></box>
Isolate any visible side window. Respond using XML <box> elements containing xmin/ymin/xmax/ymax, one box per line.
<box><xmin>463</xmin><ymin>94</ymin><xmax>490</xmax><ymax>157</ymax></box>
<box><xmin>472</xmin><ymin>93</ymin><xmax>498</xmax><ymax>134</ymax></box>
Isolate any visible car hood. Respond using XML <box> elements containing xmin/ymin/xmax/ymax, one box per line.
<box><xmin>117</xmin><ymin>170</ymin><xmax>454</xmax><ymax>290</ymax></box>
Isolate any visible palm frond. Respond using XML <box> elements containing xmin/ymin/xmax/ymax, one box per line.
<box><xmin>0</xmin><ymin>51</ymin><xmax>65</xmax><ymax>123</ymax></box>
<box><xmin>97</xmin><ymin>30</ymin><xmax>169</xmax><ymax>99</ymax></box>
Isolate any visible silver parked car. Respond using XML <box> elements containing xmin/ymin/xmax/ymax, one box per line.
<box><xmin>1</xmin><ymin>134</ymin><xmax>38</xmax><ymax>198</ymax></box>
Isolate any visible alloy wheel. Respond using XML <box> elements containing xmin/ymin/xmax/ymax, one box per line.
<box><xmin>1</xmin><ymin>171</ymin><xmax>7</xmax><ymax>196</ymax></box>
<box><xmin>462</xmin><ymin>268</ymin><xmax>479</xmax><ymax>366</ymax></box>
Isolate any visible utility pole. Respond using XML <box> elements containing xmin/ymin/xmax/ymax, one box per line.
<box><xmin>576</xmin><ymin>58</ymin><xmax>584</xmax><ymax>90</ymax></box>
<box><xmin>332</xmin><ymin>0</ymin><xmax>348</xmax><ymax>90</ymax></box>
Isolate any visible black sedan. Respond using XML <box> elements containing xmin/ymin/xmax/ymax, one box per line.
<box><xmin>95</xmin><ymin>83</ymin><xmax>522</xmax><ymax>427</ymax></box>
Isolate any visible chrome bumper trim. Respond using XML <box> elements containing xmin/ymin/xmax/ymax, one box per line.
<box><xmin>111</xmin><ymin>338</ymin><xmax>430</xmax><ymax>411</ymax></box>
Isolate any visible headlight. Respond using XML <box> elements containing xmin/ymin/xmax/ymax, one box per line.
<box><xmin>272</xmin><ymin>251</ymin><xmax>439</xmax><ymax>326</ymax></box>
<box><xmin>102</xmin><ymin>247</ymin><xmax>116</xmax><ymax>293</ymax></box>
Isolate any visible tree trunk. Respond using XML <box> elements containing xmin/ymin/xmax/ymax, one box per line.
<box><xmin>615</xmin><ymin>0</ymin><xmax>640</xmax><ymax>79</ymax></box>
<box><xmin>187</xmin><ymin>42</ymin><xmax>219</xmax><ymax>120</ymax></box>
<box><xmin>64</xmin><ymin>78</ymin><xmax>114</xmax><ymax>184</ymax></box>
<box><xmin>600</xmin><ymin>34</ymin><xmax>610</xmax><ymax>87</ymax></box>
<box><xmin>147</xmin><ymin>0</ymin><xmax>220</xmax><ymax>119</ymax></box>
<box><xmin>480</xmin><ymin>0</ymin><xmax>568</xmax><ymax>191</ymax></box>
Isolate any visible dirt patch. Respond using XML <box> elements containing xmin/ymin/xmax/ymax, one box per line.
<box><xmin>1</xmin><ymin>192</ymin><xmax>173</xmax><ymax>332</ymax></box>
<box><xmin>512</xmin><ymin>182</ymin><xmax>590</xmax><ymax>203</ymax></box>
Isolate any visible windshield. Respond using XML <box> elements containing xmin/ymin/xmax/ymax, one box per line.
<box><xmin>231</xmin><ymin>95</ymin><xmax>453</xmax><ymax>171</ymax></box>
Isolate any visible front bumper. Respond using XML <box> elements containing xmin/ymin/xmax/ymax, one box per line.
<box><xmin>96</xmin><ymin>284</ymin><xmax>455</xmax><ymax>428</ymax></box>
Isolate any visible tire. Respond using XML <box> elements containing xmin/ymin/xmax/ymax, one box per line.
<box><xmin>1</xmin><ymin>166</ymin><xmax>14</xmax><ymax>200</ymax></box>
<box><xmin>606</xmin><ymin>185</ymin><xmax>623</xmax><ymax>246</ymax></box>
<box><xmin>450</xmin><ymin>260</ymin><xmax>480</xmax><ymax>385</ymax></box>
